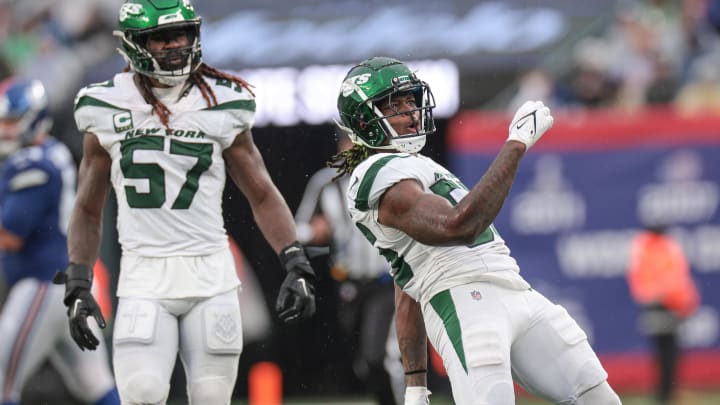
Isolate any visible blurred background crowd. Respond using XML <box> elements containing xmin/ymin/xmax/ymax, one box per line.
<box><xmin>4</xmin><ymin>0</ymin><xmax>720</xmax><ymax>153</ymax></box>
<box><xmin>504</xmin><ymin>0</ymin><xmax>720</xmax><ymax>114</ymax></box>
<box><xmin>1</xmin><ymin>0</ymin><xmax>720</xmax><ymax>403</ymax></box>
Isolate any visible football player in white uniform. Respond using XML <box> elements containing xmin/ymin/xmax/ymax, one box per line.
<box><xmin>332</xmin><ymin>57</ymin><xmax>622</xmax><ymax>405</ymax></box>
<box><xmin>53</xmin><ymin>1</ymin><xmax>317</xmax><ymax>404</ymax></box>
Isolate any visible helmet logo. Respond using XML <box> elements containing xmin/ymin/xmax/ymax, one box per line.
<box><xmin>393</xmin><ymin>75</ymin><xmax>410</xmax><ymax>84</ymax></box>
<box><xmin>183</xmin><ymin>0</ymin><xmax>195</xmax><ymax>12</ymax></box>
<box><xmin>119</xmin><ymin>3</ymin><xmax>144</xmax><ymax>22</ymax></box>
<box><xmin>159</xmin><ymin>10</ymin><xmax>186</xmax><ymax>24</ymax></box>
<box><xmin>341</xmin><ymin>73</ymin><xmax>371</xmax><ymax>97</ymax></box>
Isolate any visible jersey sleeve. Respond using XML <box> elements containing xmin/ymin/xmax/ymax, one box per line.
<box><xmin>210</xmin><ymin>102</ymin><xmax>255</xmax><ymax>150</ymax></box>
<box><xmin>226</xmin><ymin>100</ymin><xmax>256</xmax><ymax>132</ymax></box>
<box><xmin>209</xmin><ymin>80</ymin><xmax>257</xmax><ymax>150</ymax></box>
<box><xmin>73</xmin><ymin>86</ymin><xmax>99</xmax><ymax>133</ymax></box>
<box><xmin>73</xmin><ymin>79</ymin><xmax>135</xmax><ymax>151</ymax></box>
<box><xmin>1</xmin><ymin>163</ymin><xmax>57</xmax><ymax>239</ymax></box>
<box><xmin>73</xmin><ymin>82</ymin><xmax>131</xmax><ymax>138</ymax></box>
<box><xmin>351</xmin><ymin>154</ymin><xmax>420</xmax><ymax>212</ymax></box>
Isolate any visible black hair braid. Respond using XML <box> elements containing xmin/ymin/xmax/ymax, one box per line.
<box><xmin>126</xmin><ymin>62</ymin><xmax>254</xmax><ymax>129</ymax></box>
<box><xmin>328</xmin><ymin>144</ymin><xmax>369</xmax><ymax>181</ymax></box>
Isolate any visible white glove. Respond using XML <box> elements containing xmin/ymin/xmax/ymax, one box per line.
<box><xmin>405</xmin><ymin>386</ymin><xmax>431</xmax><ymax>405</ymax></box>
<box><xmin>507</xmin><ymin>100</ymin><xmax>554</xmax><ymax>149</ymax></box>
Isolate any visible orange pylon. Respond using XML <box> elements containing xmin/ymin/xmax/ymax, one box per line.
<box><xmin>249</xmin><ymin>361</ymin><xmax>282</xmax><ymax>405</ymax></box>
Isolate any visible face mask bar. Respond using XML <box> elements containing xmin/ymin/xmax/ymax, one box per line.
<box><xmin>145</xmin><ymin>45</ymin><xmax>195</xmax><ymax>72</ymax></box>
<box><xmin>366</xmin><ymin>82</ymin><xmax>436</xmax><ymax>139</ymax></box>
<box><xmin>115</xmin><ymin>22</ymin><xmax>202</xmax><ymax>85</ymax></box>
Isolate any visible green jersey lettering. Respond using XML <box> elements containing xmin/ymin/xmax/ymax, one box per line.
<box><xmin>429</xmin><ymin>175</ymin><xmax>499</xmax><ymax>247</ymax></box>
<box><xmin>120</xmin><ymin>136</ymin><xmax>213</xmax><ymax>209</ymax></box>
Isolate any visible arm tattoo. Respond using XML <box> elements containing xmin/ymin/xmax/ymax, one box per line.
<box><xmin>457</xmin><ymin>142</ymin><xmax>524</xmax><ymax>231</ymax></box>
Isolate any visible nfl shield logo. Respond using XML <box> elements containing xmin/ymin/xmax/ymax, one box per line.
<box><xmin>470</xmin><ymin>290</ymin><xmax>482</xmax><ymax>301</ymax></box>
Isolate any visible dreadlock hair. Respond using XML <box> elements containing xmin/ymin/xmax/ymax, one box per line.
<box><xmin>128</xmin><ymin>62</ymin><xmax>255</xmax><ymax>128</ymax></box>
<box><xmin>328</xmin><ymin>142</ymin><xmax>371</xmax><ymax>181</ymax></box>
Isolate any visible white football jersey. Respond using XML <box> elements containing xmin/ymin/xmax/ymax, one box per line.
<box><xmin>347</xmin><ymin>153</ymin><xmax>530</xmax><ymax>305</ymax></box>
<box><xmin>74</xmin><ymin>72</ymin><xmax>255</xmax><ymax>257</ymax></box>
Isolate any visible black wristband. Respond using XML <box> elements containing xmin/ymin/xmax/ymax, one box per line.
<box><xmin>53</xmin><ymin>262</ymin><xmax>93</xmax><ymax>286</ymax></box>
<box><xmin>279</xmin><ymin>242</ymin><xmax>305</xmax><ymax>262</ymax></box>
<box><xmin>278</xmin><ymin>242</ymin><xmax>314</xmax><ymax>277</ymax></box>
<box><xmin>54</xmin><ymin>263</ymin><xmax>94</xmax><ymax>306</ymax></box>
<box><xmin>404</xmin><ymin>369</ymin><xmax>427</xmax><ymax>376</ymax></box>
<box><xmin>66</xmin><ymin>262</ymin><xmax>94</xmax><ymax>282</ymax></box>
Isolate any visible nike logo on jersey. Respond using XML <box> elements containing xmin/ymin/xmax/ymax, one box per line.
<box><xmin>349</xmin><ymin>176</ymin><xmax>360</xmax><ymax>191</ymax></box>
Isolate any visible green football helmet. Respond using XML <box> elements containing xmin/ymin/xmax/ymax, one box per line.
<box><xmin>114</xmin><ymin>0</ymin><xmax>202</xmax><ymax>86</ymax></box>
<box><xmin>337</xmin><ymin>57</ymin><xmax>436</xmax><ymax>154</ymax></box>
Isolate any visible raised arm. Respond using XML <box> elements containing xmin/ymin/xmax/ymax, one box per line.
<box><xmin>379</xmin><ymin>141</ymin><xmax>526</xmax><ymax>246</ymax></box>
<box><xmin>379</xmin><ymin>100</ymin><xmax>553</xmax><ymax>246</ymax></box>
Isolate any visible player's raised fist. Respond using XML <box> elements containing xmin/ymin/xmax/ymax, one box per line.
<box><xmin>507</xmin><ymin>100</ymin><xmax>554</xmax><ymax>150</ymax></box>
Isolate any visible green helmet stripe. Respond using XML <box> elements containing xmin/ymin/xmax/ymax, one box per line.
<box><xmin>119</xmin><ymin>0</ymin><xmax>199</xmax><ymax>30</ymax></box>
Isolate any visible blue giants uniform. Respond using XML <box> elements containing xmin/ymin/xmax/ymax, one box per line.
<box><xmin>0</xmin><ymin>137</ymin><xmax>119</xmax><ymax>405</ymax></box>
<box><xmin>0</xmin><ymin>138</ymin><xmax>74</xmax><ymax>287</ymax></box>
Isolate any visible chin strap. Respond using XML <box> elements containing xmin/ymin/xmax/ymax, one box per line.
<box><xmin>334</xmin><ymin>119</ymin><xmax>362</xmax><ymax>145</ymax></box>
<box><xmin>389</xmin><ymin>134</ymin><xmax>426</xmax><ymax>154</ymax></box>
<box><xmin>334</xmin><ymin>119</ymin><xmax>426</xmax><ymax>153</ymax></box>
<box><xmin>154</xmin><ymin>73</ymin><xmax>191</xmax><ymax>87</ymax></box>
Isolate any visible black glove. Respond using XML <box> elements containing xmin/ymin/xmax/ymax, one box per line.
<box><xmin>275</xmin><ymin>242</ymin><xmax>317</xmax><ymax>324</ymax></box>
<box><xmin>53</xmin><ymin>263</ymin><xmax>106</xmax><ymax>351</ymax></box>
